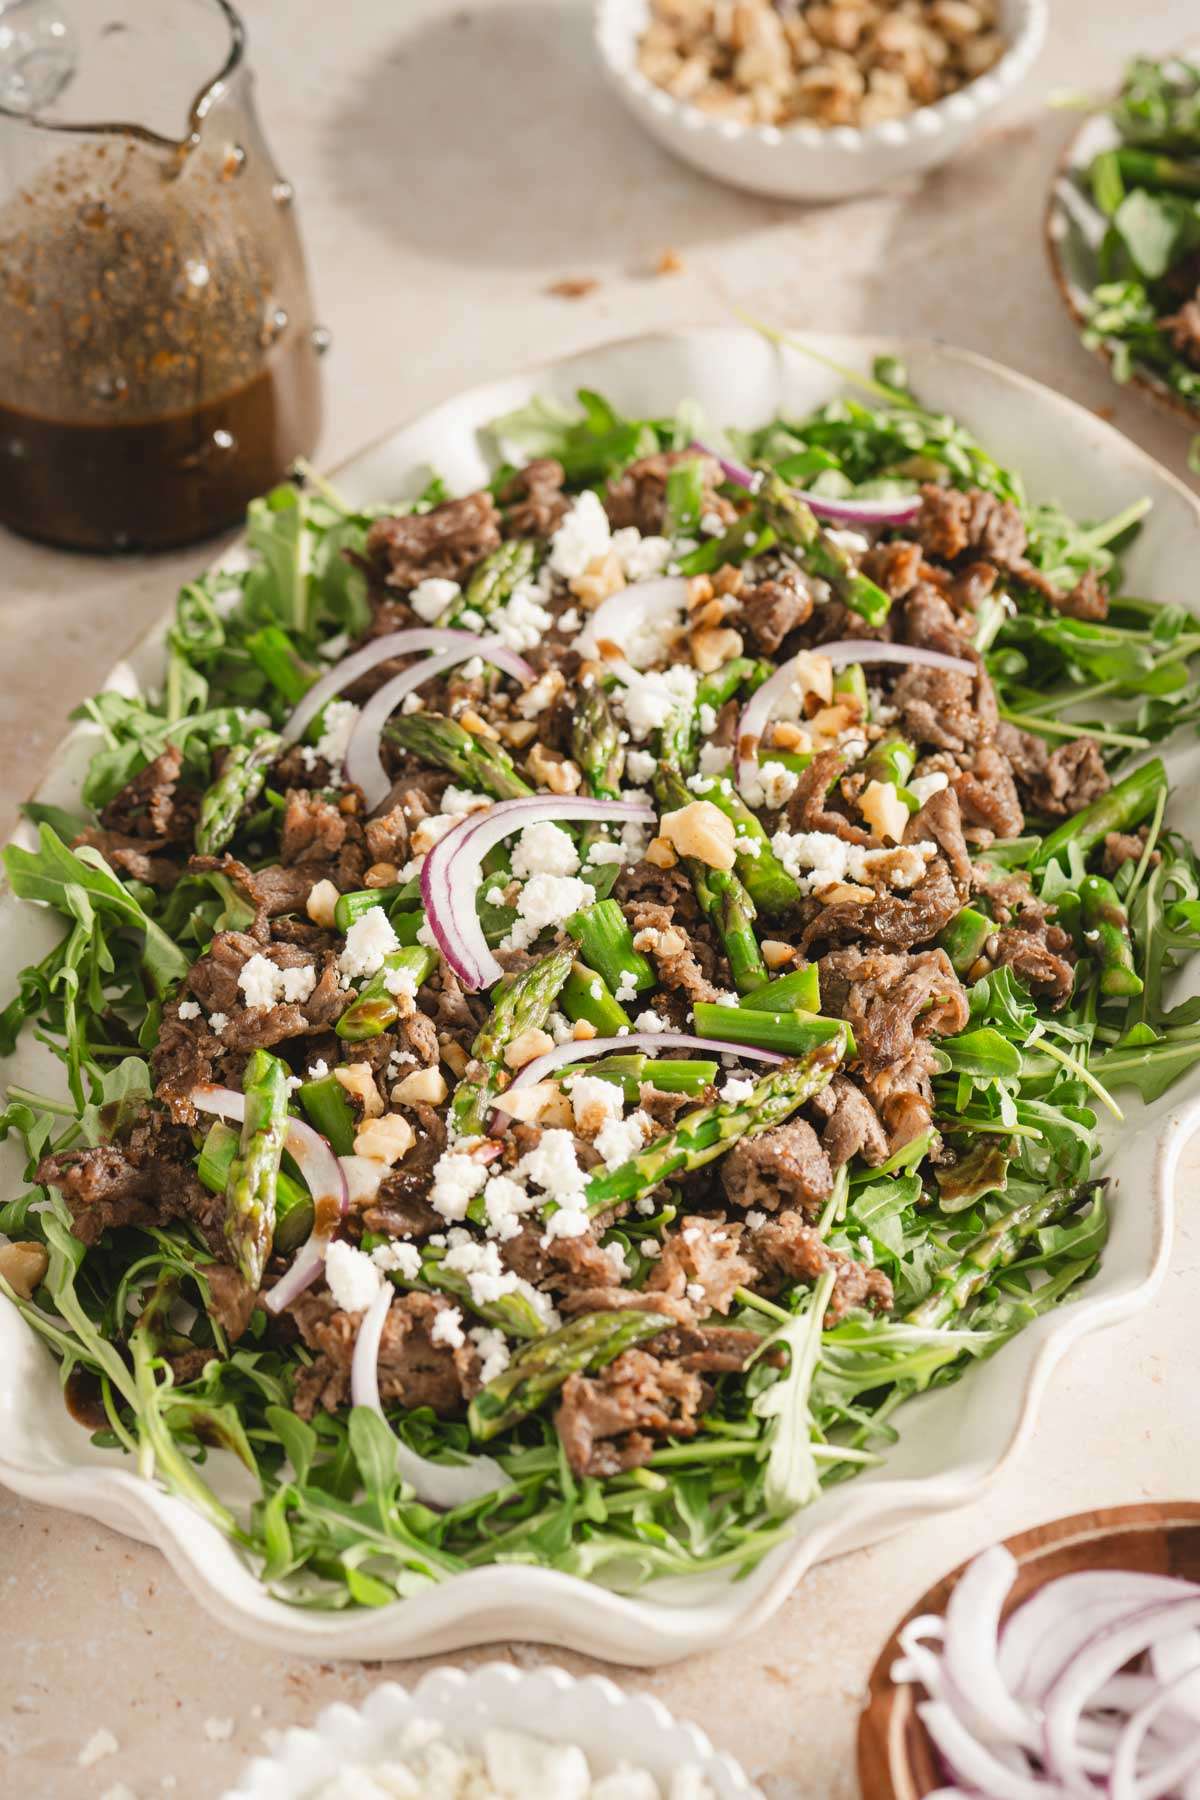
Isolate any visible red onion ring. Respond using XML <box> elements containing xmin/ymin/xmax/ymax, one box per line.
<box><xmin>689</xmin><ymin>439</ymin><xmax>922</xmax><ymax>526</ymax></box>
<box><xmin>281</xmin><ymin>628</ymin><xmax>491</xmax><ymax>746</ymax></box>
<box><xmin>350</xmin><ymin>1284</ymin><xmax>510</xmax><ymax>1509</ymax></box>
<box><xmin>490</xmin><ymin>1030</ymin><xmax>784</xmax><ymax>1120</ymax></box>
<box><xmin>736</xmin><ymin>639</ymin><xmax>977</xmax><ymax>790</ymax></box>
<box><xmin>342</xmin><ymin>635</ymin><xmax>535</xmax><ymax>810</ymax></box>
<box><xmin>576</xmin><ymin>576</ymin><xmax>690</xmax><ymax>682</ymax></box>
<box><xmin>420</xmin><ymin>796</ymin><xmax>656</xmax><ymax>993</ymax></box>
<box><xmin>189</xmin><ymin>1084</ymin><xmax>348</xmax><ymax>1315</ymax></box>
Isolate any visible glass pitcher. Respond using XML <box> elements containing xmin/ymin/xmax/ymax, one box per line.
<box><xmin>0</xmin><ymin>0</ymin><xmax>323</xmax><ymax>551</ymax></box>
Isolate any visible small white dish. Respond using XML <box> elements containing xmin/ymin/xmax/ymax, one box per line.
<box><xmin>222</xmin><ymin>1663</ymin><xmax>762</xmax><ymax>1799</ymax></box>
<box><xmin>593</xmin><ymin>0</ymin><xmax>1046</xmax><ymax>201</ymax></box>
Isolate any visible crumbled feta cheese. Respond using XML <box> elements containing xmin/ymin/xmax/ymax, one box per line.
<box><xmin>909</xmin><ymin>770</ymin><xmax>950</xmax><ymax>805</ymax></box>
<box><xmin>624</xmin><ymin>748</ymin><xmax>657</xmax><ymax>784</ymax></box>
<box><xmin>617</xmin><ymin>665</ymin><xmax>697</xmax><ymax>741</ymax></box>
<box><xmin>585</xmin><ymin>838</ymin><xmax>628</xmax><ymax>868</ymax></box>
<box><xmin>442</xmin><ymin>784</ymin><xmax>493</xmax><ymax>816</ymax></box>
<box><xmin>512</xmin><ymin>820</ymin><xmax>580</xmax><ymax>879</ymax></box>
<box><xmin>338</xmin><ymin>1156</ymin><xmax>388</xmax><ymax>1208</ymax></box>
<box><xmin>745</xmin><ymin>1209</ymin><xmax>768</xmax><ymax>1231</ymax></box>
<box><xmin>825</xmin><ymin>526</ymin><xmax>871</xmax><ymax>556</ymax></box>
<box><xmin>308</xmin><ymin>1057</ymin><xmax>329</xmax><ymax>1080</ymax></box>
<box><xmin>430</xmin><ymin>1305</ymin><xmax>466</xmax><ymax>1349</ymax></box>
<box><xmin>770</xmin><ymin>828</ymin><xmax>851</xmax><ymax>891</ymax></box>
<box><xmin>515</xmin><ymin>670</ymin><xmax>564</xmax><ymax>721</ymax></box>
<box><xmin>613</xmin><ymin>969</ymin><xmax>639</xmax><ymax>1003</ymax></box>
<box><xmin>279</xmin><ymin>963</ymin><xmax>317</xmax><ymax>1004</ymax></box>
<box><xmin>733</xmin><ymin>834</ymin><xmax>761</xmax><ymax>856</ymax></box>
<box><xmin>324</xmin><ymin>1240</ymin><xmax>384</xmax><ymax>1312</ymax></box>
<box><xmin>547</xmin><ymin>1008</ymin><xmax>575</xmax><ymax>1046</ymax></box>
<box><xmin>176</xmin><ymin>999</ymin><xmax>201</xmax><ymax>1020</ymax></box>
<box><xmin>208</xmin><ymin>1011</ymin><xmax>228</xmax><ymax>1033</ymax></box>
<box><xmin>557</xmin><ymin>606</ymin><xmax>581</xmax><ymax>633</ymax></box>
<box><xmin>742</xmin><ymin>759</ymin><xmax>800</xmax><ymax>810</ymax></box>
<box><xmin>594</xmin><ymin>1109</ymin><xmax>649</xmax><ymax>1169</ymax></box>
<box><xmin>549</xmin><ymin>490</ymin><xmax>612</xmax><ymax>578</ymax></box>
<box><xmin>494</xmin><ymin>583</ymin><xmax>555</xmax><ymax>652</ymax></box>
<box><xmin>698</xmin><ymin>742</ymin><xmax>732</xmax><ymax>777</ymax></box>
<box><xmin>408</xmin><ymin>576</ymin><xmax>461</xmax><ymax>622</ymax></box>
<box><xmin>469</xmin><ymin>1326</ymin><xmax>511</xmax><ymax>1384</ymax></box>
<box><xmin>505</xmin><ymin>873</ymin><xmax>593</xmax><ymax>952</ymax></box>
<box><xmin>482</xmin><ymin>1172</ymin><xmax>534</xmax><ymax>1240</ymax></box>
<box><xmin>570</xmin><ymin>1074</ymin><xmax>622</xmax><ymax>1137</ymax></box>
<box><xmin>306</xmin><ymin>698</ymin><xmax>359</xmax><ymax>774</ymax></box>
<box><xmin>371</xmin><ymin>1241</ymin><xmax>422</xmax><ymax>1280</ymax></box>
<box><xmin>633</xmin><ymin>1007</ymin><xmax>677</xmax><ymax>1034</ymax></box>
<box><xmin>459</xmin><ymin>606</ymin><xmax>485</xmax><ymax>631</ymax></box>
<box><xmin>430</xmin><ymin>1150</ymin><xmax>488</xmax><ymax>1222</ymax></box>
<box><xmin>339</xmin><ymin>906</ymin><xmax>399</xmax><ymax>980</ymax></box>
<box><xmin>610</xmin><ymin>526</ymin><xmax>672</xmax><ymax>581</ymax></box>
<box><xmin>485</xmin><ymin>885</ymin><xmax>507</xmax><ymax>907</ymax></box>
<box><xmin>237</xmin><ymin>952</ymin><xmax>283</xmax><ymax>1010</ymax></box>
<box><xmin>697</xmin><ymin>702</ymin><xmax>717</xmax><ymax>736</ymax></box>
<box><xmin>720</xmin><ymin>1076</ymin><xmax>755</xmax><ymax>1102</ymax></box>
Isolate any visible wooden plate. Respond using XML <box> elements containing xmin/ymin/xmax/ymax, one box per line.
<box><xmin>856</xmin><ymin>1502</ymin><xmax>1200</xmax><ymax>1800</ymax></box>
<box><xmin>1044</xmin><ymin>57</ymin><xmax>1200</xmax><ymax>438</ymax></box>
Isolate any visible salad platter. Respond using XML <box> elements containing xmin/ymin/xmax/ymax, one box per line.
<box><xmin>0</xmin><ymin>326</ymin><xmax>1194</xmax><ymax>1664</ymax></box>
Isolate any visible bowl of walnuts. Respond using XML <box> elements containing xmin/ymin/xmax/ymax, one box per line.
<box><xmin>594</xmin><ymin>0</ymin><xmax>1047</xmax><ymax>200</ymax></box>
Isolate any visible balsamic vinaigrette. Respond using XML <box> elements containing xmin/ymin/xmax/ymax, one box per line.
<box><xmin>0</xmin><ymin>95</ymin><xmax>322</xmax><ymax>550</ymax></box>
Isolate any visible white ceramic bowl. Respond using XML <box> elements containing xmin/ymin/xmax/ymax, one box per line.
<box><xmin>594</xmin><ymin>0</ymin><xmax>1047</xmax><ymax>200</ymax></box>
<box><xmin>223</xmin><ymin>1663</ymin><xmax>761</xmax><ymax>1799</ymax></box>
<box><xmin>0</xmin><ymin>329</ymin><xmax>1190</xmax><ymax>1666</ymax></box>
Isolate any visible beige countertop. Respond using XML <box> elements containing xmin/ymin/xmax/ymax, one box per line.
<box><xmin>3</xmin><ymin>2</ymin><xmax>1199</xmax><ymax>1795</ymax></box>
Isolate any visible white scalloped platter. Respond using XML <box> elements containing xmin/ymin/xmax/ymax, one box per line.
<box><xmin>223</xmin><ymin>1663</ymin><xmax>761</xmax><ymax>1798</ymax></box>
<box><xmin>0</xmin><ymin>328</ymin><xmax>1194</xmax><ymax>1664</ymax></box>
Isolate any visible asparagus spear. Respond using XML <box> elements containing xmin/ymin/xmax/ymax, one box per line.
<box><xmin>1079</xmin><ymin>874</ymin><xmax>1143</xmax><ymax>998</ymax></box>
<box><xmin>756</xmin><ymin>470</ymin><xmax>892</xmax><ymax>627</ymax></box>
<box><xmin>445</xmin><ymin>539</ymin><xmax>538</xmax><ymax>623</ymax></box>
<box><xmin>383</xmin><ymin>713</ymin><xmax>534</xmax><ymax>800</ymax></box>
<box><xmin>692</xmin><ymin>1002</ymin><xmax>852</xmax><ymax>1059</ymax></box>
<box><xmin>654</xmin><ymin>767</ymin><xmax>768</xmax><ymax>989</ymax></box>
<box><xmin>741</xmin><ymin>965</ymin><xmax>822</xmax><ymax>1014</ymax></box>
<box><xmin>451</xmin><ymin>945</ymin><xmax>575</xmax><ymax>1136</ymax></box>
<box><xmin>572</xmin><ymin>680</ymin><xmax>625</xmax><ymax>800</ymax></box>
<box><xmin>194</xmin><ymin>729</ymin><xmax>283</xmax><ymax>856</ymax></box>
<box><xmin>662</xmin><ymin>657</ymin><xmax>771</xmax><ymax>773</ymax></box>
<box><xmin>565</xmin><ymin>898</ymin><xmax>656</xmax><ymax>997</ymax></box>
<box><xmin>198</xmin><ymin>1121</ymin><xmax>312</xmax><ymax>1253</ymax></box>
<box><xmin>860</xmin><ymin>734</ymin><xmax>916</xmax><ymax>789</ymax></box>
<box><xmin>561</xmin><ymin>960</ymin><xmax>633</xmax><ymax>1037</ymax></box>
<box><xmin>682</xmin><ymin>772</ymin><xmax>803</xmax><ymax>917</ymax></box>
<box><xmin>223</xmin><ymin>1048</ymin><xmax>290</xmax><ymax>1289</ymax></box>
<box><xmin>337</xmin><ymin>945</ymin><xmax>439</xmax><ymax>1041</ymax></box>
<box><xmin>938</xmin><ymin>905</ymin><xmax>994</xmax><ymax>978</ymax></box>
<box><xmin>1029</xmin><ymin>758</ymin><xmax>1165</xmax><ymax>872</ymax></box>
<box><xmin>297</xmin><ymin>1073</ymin><xmax>358</xmax><ymax>1156</ymax></box>
<box><xmin>581</xmin><ymin>1038</ymin><xmax>847</xmax><ymax>1215</ymax></box>
<box><xmin>335</xmin><ymin>886</ymin><xmax>404</xmax><ymax>931</ymax></box>
<box><xmin>833</xmin><ymin>662</ymin><xmax>868</xmax><ymax>713</ymax></box>
<box><xmin>414</xmin><ymin>1247</ymin><xmax>547</xmax><ymax>1340</ymax></box>
<box><xmin>558</xmin><ymin>1052</ymin><xmax>717</xmax><ymax>1100</ymax></box>
<box><xmin>468</xmin><ymin>1310</ymin><xmax>673</xmax><ymax>1439</ymax></box>
<box><xmin>906</xmin><ymin>1187</ymin><xmax>1086</xmax><ymax>1329</ymax></box>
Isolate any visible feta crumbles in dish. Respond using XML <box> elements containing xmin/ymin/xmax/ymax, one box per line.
<box><xmin>309</xmin><ymin>1717</ymin><xmax>716</xmax><ymax>1800</ymax></box>
<box><xmin>5</xmin><ymin>356</ymin><xmax>1188</xmax><ymax>1612</ymax></box>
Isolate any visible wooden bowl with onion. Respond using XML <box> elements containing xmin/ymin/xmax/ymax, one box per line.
<box><xmin>857</xmin><ymin>1502</ymin><xmax>1200</xmax><ymax>1800</ymax></box>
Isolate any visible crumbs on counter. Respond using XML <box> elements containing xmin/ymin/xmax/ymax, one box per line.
<box><xmin>546</xmin><ymin>276</ymin><xmax>601</xmax><ymax>299</ymax></box>
<box><xmin>78</xmin><ymin>1728</ymin><xmax>120</xmax><ymax>1768</ymax></box>
<box><xmin>655</xmin><ymin>248</ymin><xmax>685</xmax><ymax>275</ymax></box>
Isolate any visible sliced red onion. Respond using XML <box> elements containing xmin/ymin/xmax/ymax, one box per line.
<box><xmin>689</xmin><ymin>439</ymin><xmax>921</xmax><ymax>526</ymax></box>
<box><xmin>736</xmin><ymin>639</ymin><xmax>978</xmax><ymax>790</ymax></box>
<box><xmin>420</xmin><ymin>796</ymin><xmax>655</xmax><ymax>993</ymax></box>
<box><xmin>342</xmin><ymin>634</ymin><xmax>535</xmax><ymax>810</ymax></box>
<box><xmin>490</xmin><ymin>1030</ymin><xmax>785</xmax><ymax>1118</ymax></box>
<box><xmin>1109</xmin><ymin>1671</ymin><xmax>1200</xmax><ymax>1800</ymax></box>
<box><xmin>576</xmin><ymin>576</ymin><xmax>689</xmax><ymax>682</ymax></box>
<box><xmin>941</xmin><ymin>1546</ymin><xmax>1038</xmax><ymax>1750</ymax></box>
<box><xmin>1149</xmin><ymin>1628</ymin><xmax>1200</xmax><ymax>1723</ymax></box>
<box><xmin>281</xmin><ymin>628</ymin><xmax>492</xmax><ymax>746</ymax></box>
<box><xmin>351</xmin><ymin>1284</ymin><xmax>510</xmax><ymax>1509</ymax></box>
<box><xmin>189</xmin><ymin>1084</ymin><xmax>349</xmax><ymax>1315</ymax></box>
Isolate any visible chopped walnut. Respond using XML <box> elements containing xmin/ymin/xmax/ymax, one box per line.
<box><xmin>660</xmin><ymin>799</ymin><xmax>738</xmax><ymax>871</ymax></box>
<box><xmin>571</xmin><ymin>550</ymin><xmax>626</xmax><ymax>609</ymax></box>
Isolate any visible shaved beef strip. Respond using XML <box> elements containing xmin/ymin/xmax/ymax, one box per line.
<box><xmin>720</xmin><ymin>1120</ymin><xmax>833</xmax><ymax>1217</ymax></box>
<box><xmin>292</xmin><ymin>1289</ymin><xmax>479</xmax><ymax>1420</ymax></box>
<box><xmin>38</xmin><ymin>1114</ymin><xmax>223</xmax><ymax>1253</ymax></box>
<box><xmin>72</xmin><ymin>827</ymin><xmax>181</xmax><ymax>889</ymax></box>
<box><xmin>747</xmin><ymin>1211</ymin><xmax>893</xmax><ymax>1322</ymax></box>
<box><xmin>644</xmin><ymin>1324</ymin><xmax>762</xmax><ymax>1374</ymax></box>
<box><xmin>623</xmin><ymin>900</ymin><xmax>726</xmax><ymax>1003</ymax></box>
<box><xmin>739</xmin><ymin>573</ymin><xmax>814</xmax><ymax>654</ymax></box>
<box><xmin>366</xmin><ymin>491</ymin><xmax>502</xmax><ymax>591</ymax></box>
<box><xmin>498</xmin><ymin>458</ymin><xmax>569</xmax><ymax>538</ymax></box>
<box><xmin>985</xmin><ymin>927</ymin><xmax>1076</xmax><ymax>1008</ymax></box>
<box><xmin>644</xmin><ymin>1214</ymin><xmax>755</xmax><ymax>1315</ymax></box>
<box><xmin>952</xmin><ymin>742</ymin><xmax>1025</xmax><ymax>840</ymax></box>
<box><xmin>914</xmin><ymin>483</ymin><xmax>1027</xmax><ymax>567</ymax></box>
<box><xmin>809</xmin><ymin>1074</ymin><xmax>890</xmax><ymax>1169</ymax></box>
<box><xmin>554</xmin><ymin>1347</ymin><xmax>709</xmax><ymax>1478</ymax></box>
<box><xmin>603</xmin><ymin>450</ymin><xmax>735</xmax><ymax>536</ymax></box>
<box><xmin>800</xmin><ymin>858</ymin><xmax>961</xmax><ymax>955</ymax></box>
<box><xmin>861</xmin><ymin>539</ymin><xmax>924</xmax><ymax>600</ymax></box>
<box><xmin>996</xmin><ymin>723</ymin><xmax>1110</xmax><ymax>820</ymax></box>
<box><xmin>1102</xmin><ymin>828</ymin><xmax>1158</xmax><ymax>876</ymax></box>
<box><xmin>786</xmin><ymin>749</ymin><xmax>869</xmax><ymax>844</ymax></box>
<box><xmin>817</xmin><ymin>946</ymin><xmax>967</xmax><ymax>1074</ymax></box>
<box><xmin>99</xmin><ymin>744</ymin><xmax>196</xmax><ymax>844</ymax></box>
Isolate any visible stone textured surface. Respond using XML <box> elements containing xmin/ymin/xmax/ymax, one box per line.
<box><xmin>1</xmin><ymin>2</ymin><xmax>1198</xmax><ymax>1795</ymax></box>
